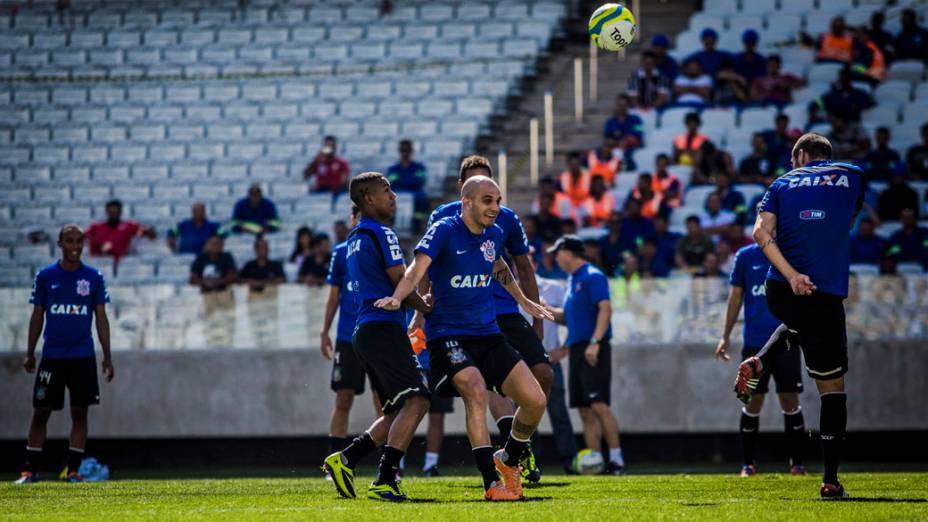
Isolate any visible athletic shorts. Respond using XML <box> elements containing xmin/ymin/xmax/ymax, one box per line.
<box><xmin>33</xmin><ymin>356</ymin><xmax>100</xmax><ymax>410</ymax></box>
<box><xmin>497</xmin><ymin>313</ymin><xmax>551</xmax><ymax>368</ymax></box>
<box><xmin>427</xmin><ymin>334</ymin><xmax>523</xmax><ymax>398</ymax></box>
<box><xmin>568</xmin><ymin>341</ymin><xmax>611</xmax><ymax>408</ymax></box>
<box><xmin>352</xmin><ymin>321</ymin><xmax>430</xmax><ymax>415</ymax></box>
<box><xmin>422</xmin><ymin>369</ymin><xmax>454</xmax><ymax>413</ymax></box>
<box><xmin>742</xmin><ymin>332</ymin><xmax>804</xmax><ymax>394</ymax></box>
<box><xmin>765</xmin><ymin>279</ymin><xmax>848</xmax><ymax>381</ymax></box>
<box><xmin>331</xmin><ymin>341</ymin><xmax>366</xmax><ymax>394</ymax></box>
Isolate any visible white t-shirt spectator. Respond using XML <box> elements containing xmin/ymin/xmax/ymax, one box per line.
<box><xmin>521</xmin><ymin>275</ymin><xmax>567</xmax><ymax>352</ymax></box>
<box><xmin>674</xmin><ymin>74</ymin><xmax>713</xmax><ymax>105</ymax></box>
<box><xmin>698</xmin><ymin>209</ymin><xmax>736</xmax><ymax>240</ymax></box>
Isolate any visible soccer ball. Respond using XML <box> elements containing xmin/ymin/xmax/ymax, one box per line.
<box><xmin>573</xmin><ymin>448</ymin><xmax>605</xmax><ymax>475</ymax></box>
<box><xmin>588</xmin><ymin>3</ymin><xmax>637</xmax><ymax>52</ymax></box>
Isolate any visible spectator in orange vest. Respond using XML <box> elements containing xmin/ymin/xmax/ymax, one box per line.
<box><xmin>532</xmin><ymin>176</ymin><xmax>574</xmax><ymax>221</ymax></box>
<box><xmin>585</xmin><ymin>136</ymin><xmax>622</xmax><ymax>187</ymax></box>
<box><xmin>851</xmin><ymin>28</ymin><xmax>886</xmax><ymax>85</ymax></box>
<box><xmin>558</xmin><ymin>151</ymin><xmax>592</xmax><ymax>206</ymax></box>
<box><xmin>626</xmin><ymin>173</ymin><xmax>664</xmax><ymax>219</ymax></box>
<box><xmin>673</xmin><ymin>112</ymin><xmax>708</xmax><ymax>167</ymax></box>
<box><xmin>652</xmin><ymin>153</ymin><xmax>682</xmax><ymax>208</ymax></box>
<box><xmin>577</xmin><ymin>176</ymin><xmax>616</xmax><ymax>228</ymax></box>
<box><xmin>816</xmin><ymin>16</ymin><xmax>853</xmax><ymax>63</ymax></box>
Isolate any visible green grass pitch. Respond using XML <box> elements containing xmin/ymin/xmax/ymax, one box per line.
<box><xmin>2</xmin><ymin>470</ymin><xmax>927</xmax><ymax>521</ymax></box>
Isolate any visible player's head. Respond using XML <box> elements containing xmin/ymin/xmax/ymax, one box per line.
<box><xmin>791</xmin><ymin>133</ymin><xmax>832</xmax><ymax>169</ymax></box>
<box><xmin>398</xmin><ymin>139</ymin><xmax>414</xmax><ymax>161</ymax></box>
<box><xmin>350</xmin><ymin>171</ymin><xmax>396</xmax><ymax>222</ymax></box>
<box><xmin>350</xmin><ymin>204</ymin><xmax>361</xmax><ymax>227</ymax></box>
<box><xmin>254</xmin><ymin>236</ymin><xmax>269</xmax><ymax>259</ymax></box>
<box><xmin>457</xmin><ymin>155</ymin><xmax>493</xmax><ymax>187</ymax></box>
<box><xmin>547</xmin><ymin>235</ymin><xmax>585</xmax><ymax>272</ymax></box>
<box><xmin>57</xmin><ymin>224</ymin><xmax>84</xmax><ymax>263</ymax></box>
<box><xmin>461</xmin><ymin>175</ymin><xmax>501</xmax><ymax>230</ymax></box>
<box><xmin>191</xmin><ymin>201</ymin><xmax>206</xmax><ymax>222</ymax></box>
<box><xmin>105</xmin><ymin>199</ymin><xmax>122</xmax><ymax>223</ymax></box>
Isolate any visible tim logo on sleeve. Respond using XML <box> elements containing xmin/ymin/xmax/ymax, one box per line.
<box><xmin>799</xmin><ymin>209</ymin><xmax>826</xmax><ymax>220</ymax></box>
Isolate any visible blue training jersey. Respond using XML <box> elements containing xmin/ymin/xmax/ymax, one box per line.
<box><xmin>427</xmin><ymin>201</ymin><xmax>530</xmax><ymax>316</ymax></box>
<box><xmin>30</xmin><ymin>262</ymin><xmax>109</xmax><ymax>359</ymax></box>
<box><xmin>729</xmin><ymin>245</ymin><xmax>780</xmax><ymax>348</ymax></box>
<box><xmin>564</xmin><ymin>263</ymin><xmax>612</xmax><ymax>346</ymax></box>
<box><xmin>346</xmin><ymin>217</ymin><xmax>407</xmax><ymax>327</ymax></box>
<box><xmin>759</xmin><ymin>160</ymin><xmax>864</xmax><ymax>298</ymax></box>
<box><xmin>415</xmin><ymin>215</ymin><xmax>505</xmax><ymax>339</ymax></box>
<box><xmin>326</xmin><ymin>241</ymin><xmax>357</xmax><ymax>343</ymax></box>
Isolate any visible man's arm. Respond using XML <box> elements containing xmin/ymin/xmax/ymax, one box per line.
<box><xmin>94</xmin><ymin>304</ymin><xmax>114</xmax><ymax>382</ymax></box>
<box><xmin>753</xmin><ymin>211</ymin><xmax>816</xmax><ymax>295</ymax></box>
<box><xmin>319</xmin><ymin>285</ymin><xmax>340</xmax><ymax>360</ymax></box>
<box><xmin>584</xmin><ymin>299</ymin><xmax>612</xmax><ymax>366</ymax></box>
<box><xmin>24</xmin><ymin>305</ymin><xmax>44</xmax><ymax>373</ymax></box>
<box><xmin>492</xmin><ymin>258</ymin><xmax>553</xmax><ymax>320</ymax></box>
<box><xmin>512</xmin><ymin>254</ymin><xmax>544</xmax><ymax>339</ymax></box>
<box><xmin>715</xmin><ymin>285</ymin><xmax>744</xmax><ymax>361</ymax></box>
<box><xmin>374</xmin><ymin>252</ymin><xmax>434</xmax><ymax>312</ymax></box>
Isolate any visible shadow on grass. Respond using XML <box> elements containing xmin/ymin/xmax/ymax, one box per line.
<box><xmin>841</xmin><ymin>497</ymin><xmax>928</xmax><ymax>503</ymax></box>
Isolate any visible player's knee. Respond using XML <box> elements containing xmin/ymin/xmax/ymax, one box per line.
<box><xmin>405</xmin><ymin>394</ymin><xmax>430</xmax><ymax>416</ymax></box>
<box><xmin>522</xmin><ymin>388</ymin><xmax>547</xmax><ymax>416</ymax></box>
<box><xmin>746</xmin><ymin>394</ymin><xmax>766</xmax><ymax>414</ymax></box>
<box><xmin>778</xmin><ymin>393</ymin><xmax>800</xmax><ymax>412</ymax></box>
<box><xmin>455</xmin><ymin>370</ymin><xmax>487</xmax><ymax>401</ymax></box>
<box><xmin>578</xmin><ymin>407</ymin><xmax>595</xmax><ymax>421</ymax></box>
<box><xmin>589</xmin><ymin>401</ymin><xmax>611</xmax><ymax>416</ymax></box>
<box><xmin>532</xmin><ymin>363</ymin><xmax>554</xmax><ymax>395</ymax></box>
<box><xmin>69</xmin><ymin>406</ymin><xmax>88</xmax><ymax>423</ymax></box>
<box><xmin>333</xmin><ymin>390</ymin><xmax>355</xmax><ymax>411</ymax></box>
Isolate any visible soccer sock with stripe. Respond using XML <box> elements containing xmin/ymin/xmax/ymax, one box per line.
<box><xmin>375</xmin><ymin>446</ymin><xmax>404</xmax><ymax>485</ymax></box>
<box><xmin>783</xmin><ymin>407</ymin><xmax>806</xmax><ymax>467</ymax></box>
<box><xmin>740</xmin><ymin>408</ymin><xmax>760</xmax><ymax>466</ymax></box>
<box><xmin>340</xmin><ymin>432</ymin><xmax>376</xmax><ymax>469</ymax></box>
<box><xmin>24</xmin><ymin>446</ymin><xmax>42</xmax><ymax>474</ymax></box>
<box><xmin>328</xmin><ymin>436</ymin><xmax>349</xmax><ymax>456</ymax></box>
<box><xmin>67</xmin><ymin>447</ymin><xmax>85</xmax><ymax>474</ymax></box>
<box><xmin>502</xmin><ymin>433</ymin><xmax>530</xmax><ymax>467</ymax></box>
<box><xmin>819</xmin><ymin>393</ymin><xmax>846</xmax><ymax>485</ymax></box>
<box><xmin>472</xmin><ymin>446</ymin><xmax>498</xmax><ymax>490</ymax></box>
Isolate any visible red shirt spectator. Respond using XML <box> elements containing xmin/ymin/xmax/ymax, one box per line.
<box><xmin>304</xmin><ymin>136</ymin><xmax>350</xmax><ymax>193</ymax></box>
<box><xmin>750</xmin><ymin>55</ymin><xmax>805</xmax><ymax>105</ymax></box>
<box><xmin>86</xmin><ymin>199</ymin><xmax>155</xmax><ymax>260</ymax></box>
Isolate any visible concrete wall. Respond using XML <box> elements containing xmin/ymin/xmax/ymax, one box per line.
<box><xmin>2</xmin><ymin>341</ymin><xmax>926</xmax><ymax>440</ymax></box>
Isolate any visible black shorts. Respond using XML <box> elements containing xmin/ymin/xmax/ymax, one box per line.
<box><xmin>422</xmin><ymin>369</ymin><xmax>454</xmax><ymax>413</ymax></box>
<box><xmin>33</xmin><ymin>356</ymin><xmax>100</xmax><ymax>410</ymax></box>
<box><xmin>427</xmin><ymin>334</ymin><xmax>523</xmax><ymax>398</ymax></box>
<box><xmin>331</xmin><ymin>341</ymin><xmax>366</xmax><ymax>394</ymax></box>
<box><xmin>766</xmin><ymin>279</ymin><xmax>848</xmax><ymax>381</ymax></box>
<box><xmin>497</xmin><ymin>313</ymin><xmax>551</xmax><ymax>368</ymax></box>
<box><xmin>352</xmin><ymin>321</ymin><xmax>430</xmax><ymax>415</ymax></box>
<box><xmin>568</xmin><ymin>341</ymin><xmax>611</xmax><ymax>408</ymax></box>
<box><xmin>742</xmin><ymin>332</ymin><xmax>803</xmax><ymax>394</ymax></box>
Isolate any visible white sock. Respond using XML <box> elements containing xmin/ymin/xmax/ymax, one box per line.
<box><xmin>423</xmin><ymin>451</ymin><xmax>439</xmax><ymax>470</ymax></box>
<box><xmin>398</xmin><ymin>456</ymin><xmax>406</xmax><ymax>471</ymax></box>
<box><xmin>609</xmin><ymin>447</ymin><xmax>624</xmax><ymax>466</ymax></box>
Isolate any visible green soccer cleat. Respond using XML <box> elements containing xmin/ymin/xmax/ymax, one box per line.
<box><xmin>367</xmin><ymin>480</ymin><xmax>407</xmax><ymax>502</ymax></box>
<box><xmin>520</xmin><ymin>447</ymin><xmax>542</xmax><ymax>483</ymax></box>
<box><xmin>322</xmin><ymin>452</ymin><xmax>356</xmax><ymax>499</ymax></box>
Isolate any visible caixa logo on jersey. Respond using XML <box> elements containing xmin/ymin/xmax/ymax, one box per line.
<box><xmin>49</xmin><ymin>304</ymin><xmax>88</xmax><ymax>315</ymax></box>
<box><xmin>799</xmin><ymin>209</ymin><xmax>826</xmax><ymax>220</ymax></box>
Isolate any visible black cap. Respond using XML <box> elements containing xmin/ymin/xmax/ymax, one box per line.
<box><xmin>546</xmin><ymin>235</ymin><xmax>584</xmax><ymax>255</ymax></box>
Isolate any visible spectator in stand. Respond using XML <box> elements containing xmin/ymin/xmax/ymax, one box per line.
<box><xmin>673</xmin><ymin>59</ymin><xmax>713</xmax><ymax>108</ymax></box>
<box><xmin>750</xmin><ymin>55</ymin><xmax>806</xmax><ymax>107</ymax></box>
<box><xmin>560</xmin><ymin>218</ymin><xmax>579</xmax><ymax>236</ymax></box>
<box><xmin>714</xmin><ymin>174</ymin><xmax>747</xmax><ymax>217</ymax></box>
<box><xmin>760</xmin><ymin>114</ymin><xmax>799</xmax><ymax>174</ymax></box>
<box><xmin>602</xmin><ymin>94</ymin><xmax>644</xmax><ymax>171</ymax></box>
<box><xmin>637</xmin><ymin>239</ymin><xmax>671</xmax><ymax>278</ymax></box>
<box><xmin>652</xmin><ymin>214</ymin><xmax>681</xmax><ymax>269</ymax></box>
<box><xmin>628</xmin><ymin>50</ymin><xmax>672</xmax><ymax>110</ymax></box>
<box><xmin>533</xmin><ymin>195</ymin><xmax>566</xmax><ymax>242</ymax></box>
<box><xmin>578</xmin><ymin>176</ymin><xmax>616</xmax><ymax>228</ymax></box>
<box><xmin>166</xmin><ymin>202</ymin><xmax>226</xmax><ymax>255</ymax></box>
<box><xmin>86</xmin><ymin>199</ymin><xmax>156</xmax><ymax>261</ymax></box>
<box><xmin>288</xmin><ymin>226</ymin><xmax>314</xmax><ymax>267</ymax></box>
<box><xmin>239</xmin><ymin>236</ymin><xmax>286</xmax><ymax>297</ymax></box>
<box><xmin>879</xmin><ymin>253</ymin><xmax>899</xmax><ymax>276</ymax></box>
<box><xmin>906</xmin><ymin>124</ymin><xmax>928</xmax><ymax>179</ymax></box>
<box><xmin>714</xmin><ymin>59</ymin><xmax>750</xmax><ymax>106</ymax></box>
<box><xmin>693</xmin><ymin>140</ymin><xmax>735</xmax><ymax>185</ymax></box>
<box><xmin>532</xmin><ymin>176</ymin><xmax>572</xmax><ymax>219</ymax></box>
<box><xmin>723</xmin><ymin>222</ymin><xmax>753</xmax><ymax>251</ymax></box>
<box><xmin>673</xmin><ymin>112</ymin><xmax>709</xmax><ymax>167</ymax></box>
<box><xmin>878</xmin><ymin>171</ymin><xmax>919</xmax><ymax>221</ymax></box>
<box><xmin>733</xmin><ymin>30</ymin><xmax>767</xmax><ymax>86</ymax></box>
<box><xmin>849</xmin><ymin>217</ymin><xmax>887</xmax><ymax>265</ymax></box>
<box><xmin>523</xmin><ymin>218</ymin><xmax>543</xmax><ymax>261</ymax></box>
<box><xmin>333</xmin><ymin>219</ymin><xmax>350</xmax><ymax>244</ymax></box>
<box><xmin>738</xmin><ymin>133</ymin><xmax>777</xmax><ymax>182</ymax></box>
<box><xmin>304</xmin><ymin>136</ymin><xmax>350</xmax><ymax>193</ymax></box>
<box><xmin>699</xmin><ymin>192</ymin><xmax>737</xmax><ymax>241</ymax></box>
<box><xmin>626</xmin><ymin>173</ymin><xmax>664</xmax><ymax>219</ymax></box>
<box><xmin>814</xmin><ymin>68</ymin><xmax>875</xmax><ymax>124</ymax></box>
<box><xmin>827</xmin><ymin>114</ymin><xmax>870</xmax><ymax>161</ymax></box>
<box><xmin>688</xmin><ymin>28</ymin><xmax>732</xmax><ymax>78</ymax></box>
<box><xmin>599</xmin><ymin>213</ymin><xmax>635</xmax><ymax>276</ymax></box>
<box><xmin>887</xmin><ymin>208</ymin><xmax>928</xmax><ymax>266</ymax></box>
<box><xmin>189</xmin><ymin>235</ymin><xmax>237</xmax><ymax>311</ymax></box>
<box><xmin>298</xmin><ymin>233</ymin><xmax>332</xmax><ymax>286</ymax></box>
<box><xmin>650</xmin><ymin>34</ymin><xmax>679</xmax><ymax>80</ymax></box>
<box><xmin>893</xmin><ymin>8</ymin><xmax>928</xmax><ymax>62</ymax></box>
<box><xmin>559</xmin><ymin>151</ymin><xmax>592</xmax><ymax>206</ymax></box>
<box><xmin>694</xmin><ymin>251</ymin><xmax>726</xmax><ymax>278</ymax></box>
<box><xmin>850</xmin><ymin>27</ymin><xmax>886</xmax><ymax>85</ymax></box>
<box><xmin>583</xmin><ymin>239</ymin><xmax>605</xmax><ymax>272</ymax></box>
<box><xmin>618</xmin><ymin>254</ymin><xmax>641</xmax><ymax>285</ymax></box>
<box><xmin>621</xmin><ymin>199</ymin><xmax>656</xmax><ymax>248</ymax></box>
<box><xmin>716</xmin><ymin>239</ymin><xmax>735</xmax><ymax>275</ymax></box>
<box><xmin>586</xmin><ymin>135</ymin><xmax>623</xmax><ymax>187</ymax></box>
<box><xmin>816</xmin><ymin>16</ymin><xmax>854</xmax><ymax>63</ymax></box>
<box><xmin>868</xmin><ymin>11</ymin><xmax>895</xmax><ymax>61</ymax></box>
<box><xmin>231</xmin><ymin>184</ymin><xmax>280</xmax><ymax>235</ymax></box>
<box><xmin>747</xmin><ymin>178</ymin><xmax>773</xmax><ymax>223</ymax></box>
<box><xmin>652</xmin><ymin>154</ymin><xmax>682</xmax><ymax>209</ymax></box>
<box><xmin>386</xmin><ymin>139</ymin><xmax>428</xmax><ymax>229</ymax></box>
<box><xmin>675</xmin><ymin>215</ymin><xmax>715</xmax><ymax>269</ymax></box>
<box><xmin>863</xmin><ymin>127</ymin><xmax>905</xmax><ymax>182</ymax></box>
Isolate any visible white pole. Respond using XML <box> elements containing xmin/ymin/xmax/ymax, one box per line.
<box><xmin>529</xmin><ymin>118</ymin><xmax>539</xmax><ymax>186</ymax></box>
<box><xmin>544</xmin><ymin>92</ymin><xmax>553</xmax><ymax>167</ymax></box>
<box><xmin>633</xmin><ymin>0</ymin><xmax>641</xmax><ymax>34</ymax></box>
<box><xmin>573</xmin><ymin>58</ymin><xmax>583</xmax><ymax>124</ymax></box>
<box><xmin>590</xmin><ymin>40</ymin><xmax>598</xmax><ymax>103</ymax></box>
<box><xmin>498</xmin><ymin>149</ymin><xmax>508</xmax><ymax>203</ymax></box>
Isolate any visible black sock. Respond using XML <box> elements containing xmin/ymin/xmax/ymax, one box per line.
<box><xmin>472</xmin><ymin>446</ymin><xmax>498</xmax><ymax>490</ymax></box>
<box><xmin>820</xmin><ymin>393</ymin><xmax>846</xmax><ymax>485</ymax></box>
<box><xmin>740</xmin><ymin>408</ymin><xmax>760</xmax><ymax>466</ymax></box>
<box><xmin>375</xmin><ymin>446</ymin><xmax>404</xmax><ymax>485</ymax></box>
<box><xmin>496</xmin><ymin>416</ymin><xmax>514</xmax><ymax>441</ymax></box>
<box><xmin>341</xmin><ymin>432</ymin><xmax>377</xmax><ymax>469</ymax></box>
<box><xmin>24</xmin><ymin>446</ymin><xmax>42</xmax><ymax>474</ymax></box>
<box><xmin>784</xmin><ymin>408</ymin><xmax>806</xmax><ymax>467</ymax></box>
<box><xmin>67</xmin><ymin>447</ymin><xmax>85</xmax><ymax>474</ymax></box>
<box><xmin>502</xmin><ymin>434</ymin><xmax>530</xmax><ymax>467</ymax></box>
<box><xmin>328</xmin><ymin>436</ymin><xmax>349</xmax><ymax>456</ymax></box>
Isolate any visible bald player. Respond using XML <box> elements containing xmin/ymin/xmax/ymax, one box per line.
<box><xmin>376</xmin><ymin>176</ymin><xmax>552</xmax><ymax>501</ymax></box>
<box><xmin>16</xmin><ymin>225</ymin><xmax>113</xmax><ymax>485</ymax></box>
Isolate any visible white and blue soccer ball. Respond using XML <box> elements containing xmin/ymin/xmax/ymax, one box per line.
<box><xmin>588</xmin><ymin>3</ymin><xmax>637</xmax><ymax>52</ymax></box>
<box><xmin>573</xmin><ymin>448</ymin><xmax>605</xmax><ymax>475</ymax></box>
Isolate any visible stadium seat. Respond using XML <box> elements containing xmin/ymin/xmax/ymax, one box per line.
<box><xmin>875</xmin><ymin>81</ymin><xmax>913</xmax><ymax>105</ymax></box>
<box><xmin>897</xmin><ymin>263</ymin><xmax>923</xmax><ymax>275</ymax></box>
<box><xmin>684</xmin><ymin>185</ymin><xmax>716</xmax><ymax>207</ymax></box>
<box><xmin>688</xmin><ymin>13</ymin><xmax>727</xmax><ymax>34</ymax></box>
<box><xmin>703</xmin><ymin>0</ymin><xmax>738</xmax><ymax>14</ymax></box>
<box><xmin>701</xmin><ymin>108</ymin><xmax>737</xmax><ymax>132</ymax></box>
<box><xmin>739</xmin><ymin>0</ymin><xmax>775</xmax><ymax>14</ymax></box>
<box><xmin>727</xmin><ymin>15</ymin><xmax>763</xmax><ymax>34</ymax></box>
<box><xmin>808</xmin><ymin>63</ymin><xmax>844</xmax><ymax>85</ymax></box>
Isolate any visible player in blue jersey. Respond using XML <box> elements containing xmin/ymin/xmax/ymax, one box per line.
<box><xmin>424</xmin><ymin>155</ymin><xmax>551</xmax><ymax>482</ymax></box>
<box><xmin>716</xmin><ymin>243</ymin><xmax>806</xmax><ymax>478</ymax></box>
<box><xmin>376</xmin><ymin>176</ymin><xmax>552</xmax><ymax>501</ymax></box>
<box><xmin>742</xmin><ymin>133</ymin><xmax>864</xmax><ymax>499</ymax></box>
<box><xmin>322</xmin><ymin>172</ymin><xmax>432</xmax><ymax>503</ymax></box>
<box><xmin>15</xmin><ymin>225</ymin><xmax>113</xmax><ymax>485</ymax></box>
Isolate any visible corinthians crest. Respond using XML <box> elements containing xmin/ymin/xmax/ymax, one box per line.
<box><xmin>76</xmin><ymin>279</ymin><xmax>91</xmax><ymax>296</ymax></box>
<box><xmin>479</xmin><ymin>240</ymin><xmax>496</xmax><ymax>263</ymax></box>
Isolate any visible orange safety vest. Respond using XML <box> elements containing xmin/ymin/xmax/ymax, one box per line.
<box><xmin>864</xmin><ymin>40</ymin><xmax>886</xmax><ymax>81</ymax></box>
<box><xmin>673</xmin><ymin>133</ymin><xmax>707</xmax><ymax>166</ymax></box>
<box><xmin>579</xmin><ymin>192</ymin><xmax>616</xmax><ymax>227</ymax></box>
<box><xmin>629</xmin><ymin>188</ymin><xmax>663</xmax><ymax>219</ymax></box>
<box><xmin>817</xmin><ymin>33</ymin><xmax>853</xmax><ymax>63</ymax></box>
<box><xmin>559</xmin><ymin>169</ymin><xmax>591</xmax><ymax>206</ymax></box>
<box><xmin>538</xmin><ymin>192</ymin><xmax>575</xmax><ymax>220</ymax></box>
<box><xmin>587</xmin><ymin>149</ymin><xmax>621</xmax><ymax>186</ymax></box>
<box><xmin>652</xmin><ymin>173</ymin><xmax>681</xmax><ymax>207</ymax></box>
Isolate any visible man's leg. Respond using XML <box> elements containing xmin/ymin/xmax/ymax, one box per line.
<box><xmin>498</xmin><ymin>361</ymin><xmax>547</xmax><ymax>467</ymax></box>
<box><xmin>453</xmin><ymin>367</ymin><xmax>498</xmax><ymax>490</ymax></box>
<box><xmin>375</xmin><ymin>395</ymin><xmax>429</xmax><ymax>486</ymax></box>
<box><xmin>329</xmin><ymin>390</ymin><xmax>355</xmax><ymax>454</ymax></box>
<box><xmin>67</xmin><ymin>406</ymin><xmax>89</xmax><ymax>475</ymax></box>
<box><xmin>578</xmin><ymin>407</ymin><xmax>602</xmax><ymax>452</ymax></box>
<box><xmin>530</xmin><ymin>362</ymin><xmax>554</xmax><ymax>399</ymax></box>
<box><xmin>740</xmin><ymin>394</ymin><xmax>765</xmax><ymax>473</ymax></box>
<box><xmin>590</xmin><ymin>402</ymin><xmax>623</xmax><ymax>468</ymax></box>
<box><xmin>816</xmin><ymin>377</ymin><xmax>845</xmax><ymax>487</ymax></box>
<box><xmin>546</xmin><ymin>364</ymin><xmax>579</xmax><ymax>471</ymax></box>
<box><xmin>22</xmin><ymin>408</ymin><xmax>52</xmax><ymax>477</ymax></box>
<box><xmin>488</xmin><ymin>392</ymin><xmax>516</xmax><ymax>440</ymax></box>
<box><xmin>777</xmin><ymin>392</ymin><xmax>806</xmax><ymax>471</ymax></box>
<box><xmin>423</xmin><ymin>412</ymin><xmax>444</xmax><ymax>473</ymax></box>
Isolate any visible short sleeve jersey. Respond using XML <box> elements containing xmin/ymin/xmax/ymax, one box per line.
<box><xmin>729</xmin><ymin>245</ymin><xmax>780</xmax><ymax>348</ymax></box>
<box><xmin>326</xmin><ymin>241</ymin><xmax>358</xmax><ymax>343</ymax></box>
<box><xmin>427</xmin><ymin>202</ymin><xmax>530</xmax><ymax>315</ymax></box>
<box><xmin>346</xmin><ymin>217</ymin><xmax>406</xmax><ymax>326</ymax></box>
<box><xmin>415</xmin><ymin>215</ymin><xmax>505</xmax><ymax>339</ymax></box>
<box><xmin>759</xmin><ymin>160</ymin><xmax>864</xmax><ymax>298</ymax></box>
<box><xmin>564</xmin><ymin>263</ymin><xmax>613</xmax><ymax>346</ymax></box>
<box><xmin>30</xmin><ymin>262</ymin><xmax>109</xmax><ymax>359</ymax></box>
